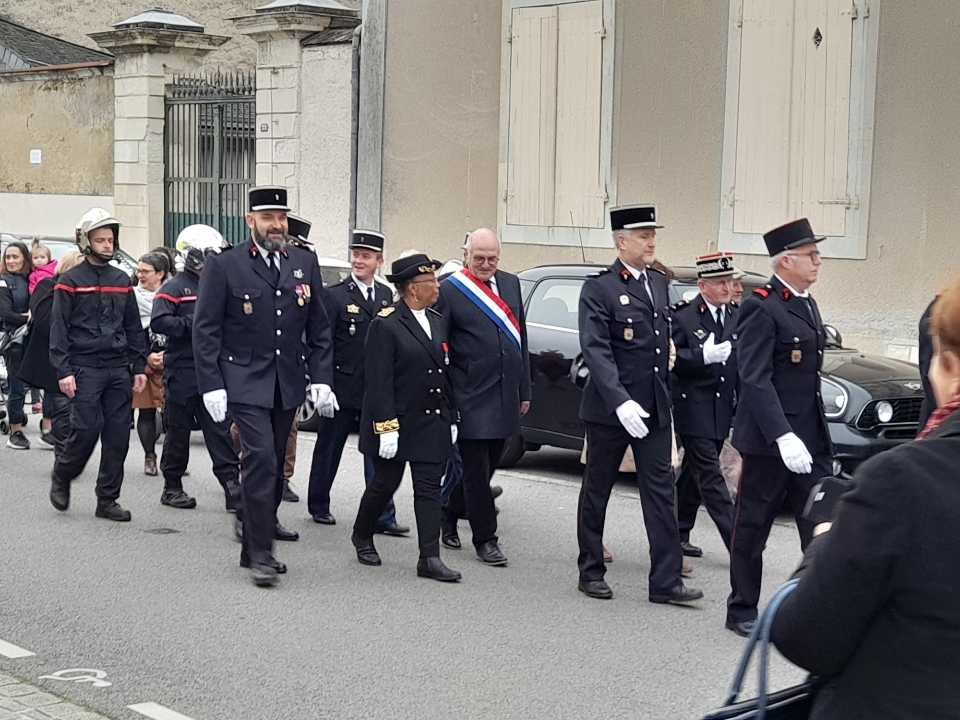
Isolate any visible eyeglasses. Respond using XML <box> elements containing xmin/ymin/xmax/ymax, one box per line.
<box><xmin>135</xmin><ymin>268</ymin><xmax>156</xmax><ymax>275</ymax></box>
<box><xmin>471</xmin><ymin>257</ymin><xmax>499</xmax><ymax>266</ymax></box>
<box><xmin>787</xmin><ymin>250</ymin><xmax>822</xmax><ymax>261</ymax></box>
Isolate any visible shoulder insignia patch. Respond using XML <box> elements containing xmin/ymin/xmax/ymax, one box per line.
<box><xmin>377</xmin><ymin>307</ymin><xmax>395</xmax><ymax>318</ymax></box>
<box><xmin>753</xmin><ymin>287</ymin><xmax>769</xmax><ymax>298</ymax></box>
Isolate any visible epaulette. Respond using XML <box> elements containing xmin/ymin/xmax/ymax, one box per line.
<box><xmin>753</xmin><ymin>286</ymin><xmax>771</xmax><ymax>298</ymax></box>
<box><xmin>593</xmin><ymin>267</ymin><xmax>612</xmax><ymax>277</ymax></box>
<box><xmin>670</xmin><ymin>299</ymin><xmax>689</xmax><ymax>311</ymax></box>
<box><xmin>648</xmin><ymin>266</ymin><xmax>666</xmax><ymax>275</ymax></box>
<box><xmin>377</xmin><ymin>307</ymin><xmax>395</xmax><ymax>318</ymax></box>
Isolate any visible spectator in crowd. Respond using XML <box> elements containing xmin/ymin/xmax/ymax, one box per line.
<box><xmin>29</xmin><ymin>239</ymin><xmax>57</xmax><ymax>293</ymax></box>
<box><xmin>0</xmin><ymin>241</ymin><xmax>34</xmax><ymax>449</ymax></box>
<box><xmin>132</xmin><ymin>251</ymin><xmax>169</xmax><ymax>476</ymax></box>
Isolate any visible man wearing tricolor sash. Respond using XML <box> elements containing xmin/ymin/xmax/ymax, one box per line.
<box><xmin>436</xmin><ymin>229</ymin><xmax>531</xmax><ymax>567</ymax></box>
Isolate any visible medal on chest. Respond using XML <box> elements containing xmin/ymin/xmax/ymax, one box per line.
<box><xmin>442</xmin><ymin>341</ymin><xmax>450</xmax><ymax>366</ymax></box>
<box><xmin>791</xmin><ymin>337</ymin><xmax>802</xmax><ymax>363</ymax></box>
<box><xmin>349</xmin><ymin>319</ymin><xmax>356</xmax><ymax>336</ymax></box>
<box><xmin>242</xmin><ymin>293</ymin><xmax>253</xmax><ymax>315</ymax></box>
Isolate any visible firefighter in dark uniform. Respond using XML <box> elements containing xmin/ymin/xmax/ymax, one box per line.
<box><xmin>576</xmin><ymin>204</ymin><xmax>702</xmax><ymax>604</ymax></box>
<box><xmin>150</xmin><ymin>224</ymin><xmax>241</xmax><ymax>512</ymax></box>
<box><xmin>726</xmin><ymin>218</ymin><xmax>832</xmax><ymax>636</ymax></box>
<box><xmin>193</xmin><ymin>186</ymin><xmax>335</xmax><ymax>587</ymax></box>
<box><xmin>350</xmin><ymin>254</ymin><xmax>460</xmax><ymax>582</ymax></box>
<box><xmin>307</xmin><ymin>229</ymin><xmax>408</xmax><ymax>534</ymax></box>
<box><xmin>671</xmin><ymin>252</ymin><xmax>738</xmax><ymax>557</ymax></box>
<box><xmin>48</xmin><ymin>209</ymin><xmax>148</xmax><ymax>521</ymax></box>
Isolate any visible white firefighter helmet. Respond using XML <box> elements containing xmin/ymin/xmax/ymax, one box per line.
<box><xmin>75</xmin><ymin>208</ymin><xmax>121</xmax><ymax>257</ymax></box>
<box><xmin>175</xmin><ymin>224</ymin><xmax>226</xmax><ymax>272</ymax></box>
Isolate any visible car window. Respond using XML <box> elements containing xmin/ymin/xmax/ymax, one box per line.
<box><xmin>526</xmin><ymin>277</ymin><xmax>585</xmax><ymax>331</ymax></box>
<box><xmin>670</xmin><ymin>280</ymin><xmax>700</xmax><ymax>304</ymax></box>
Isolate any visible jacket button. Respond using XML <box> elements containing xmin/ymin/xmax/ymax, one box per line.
<box><xmin>438</xmin><ymin>369</ymin><xmax>443</xmax><ymax>374</ymax></box>
<box><xmin>435</xmin><ymin>409</ymin><xmax>441</xmax><ymax>415</ymax></box>
<box><xmin>428</xmin><ymin>369</ymin><xmax>433</xmax><ymax>374</ymax></box>
<box><xmin>655</xmin><ymin>330</ymin><xmax>659</xmax><ymax>336</ymax></box>
<box><xmin>716</xmin><ymin>392</ymin><xmax>721</xmax><ymax>398</ymax></box>
<box><xmin>276</xmin><ymin>290</ymin><xmax>281</xmax><ymax>297</ymax></box>
<box><xmin>276</xmin><ymin>310</ymin><xmax>281</xmax><ymax>316</ymax></box>
<box><xmin>425</xmin><ymin>410</ymin><xmax>430</xmax><ymax>414</ymax></box>
<box><xmin>654</xmin><ymin>367</ymin><xmax>659</xmax><ymax>372</ymax></box>
<box><xmin>653</xmin><ymin>313</ymin><xmax>658</xmax><ymax>318</ymax></box>
<box><xmin>275</xmin><ymin>349</ymin><xmax>281</xmax><ymax>356</ymax></box>
<box><xmin>655</xmin><ymin>348</ymin><xmax>661</xmax><ymax>355</ymax></box>
<box><xmin>681</xmin><ymin>393</ymin><xmax>686</xmax><ymax>399</ymax></box>
<box><xmin>228</xmin><ymin>356</ymin><xmax>233</xmax><ymax>362</ymax></box>
<box><xmin>276</xmin><ymin>329</ymin><xmax>281</xmax><ymax>336</ymax></box>
<box><xmin>722</xmin><ymin>361</ymin><xmax>726</xmax><ymax>367</ymax></box>
<box><xmin>721</xmin><ymin>377</ymin><xmax>725</xmax><ymax>382</ymax></box>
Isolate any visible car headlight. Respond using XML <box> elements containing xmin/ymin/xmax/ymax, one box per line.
<box><xmin>875</xmin><ymin>400</ymin><xmax>894</xmax><ymax>424</ymax></box>
<box><xmin>820</xmin><ymin>377</ymin><xmax>848</xmax><ymax>419</ymax></box>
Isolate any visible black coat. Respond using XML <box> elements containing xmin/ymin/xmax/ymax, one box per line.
<box><xmin>322</xmin><ymin>276</ymin><xmax>394</xmax><ymax>410</ymax></box>
<box><xmin>732</xmin><ymin>276</ymin><xmax>831</xmax><ymax>457</ymax></box>
<box><xmin>358</xmin><ymin>300</ymin><xmax>456</xmax><ymax>463</ymax></box>
<box><xmin>151</xmin><ymin>270</ymin><xmax>200</xmax><ymax>376</ymax></box>
<box><xmin>917</xmin><ymin>298</ymin><xmax>936</xmax><ymax>434</ymax></box>
<box><xmin>17</xmin><ymin>277</ymin><xmax>57</xmax><ymax>392</ymax></box>
<box><xmin>771</xmin><ymin>410</ymin><xmax>960</xmax><ymax>719</ymax></box>
<box><xmin>578</xmin><ymin>259</ymin><xmax>671</xmax><ymax>429</ymax></box>
<box><xmin>670</xmin><ymin>294</ymin><xmax>738</xmax><ymax>440</ymax></box>
<box><xmin>0</xmin><ymin>270</ymin><xmax>29</xmax><ymax>332</ymax></box>
<box><xmin>435</xmin><ymin>269</ymin><xmax>531</xmax><ymax>439</ymax></box>
<box><xmin>192</xmin><ymin>239</ymin><xmax>333</xmax><ymax>411</ymax></box>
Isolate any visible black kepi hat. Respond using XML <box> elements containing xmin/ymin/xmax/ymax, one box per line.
<box><xmin>249</xmin><ymin>185</ymin><xmax>290</xmax><ymax>212</ymax></box>
<box><xmin>696</xmin><ymin>252</ymin><xmax>736</xmax><ymax>278</ymax></box>
<box><xmin>385</xmin><ymin>253</ymin><xmax>442</xmax><ymax>283</ymax></box>
<box><xmin>351</xmin><ymin>229</ymin><xmax>385</xmax><ymax>253</ymax></box>
<box><xmin>287</xmin><ymin>214</ymin><xmax>311</xmax><ymax>242</ymax></box>
<box><xmin>610</xmin><ymin>204</ymin><xmax>663</xmax><ymax>231</ymax></box>
<box><xmin>762</xmin><ymin>218</ymin><xmax>825</xmax><ymax>256</ymax></box>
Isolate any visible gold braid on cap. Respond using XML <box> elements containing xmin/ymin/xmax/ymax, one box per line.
<box><xmin>373</xmin><ymin>419</ymin><xmax>400</xmax><ymax>434</ymax></box>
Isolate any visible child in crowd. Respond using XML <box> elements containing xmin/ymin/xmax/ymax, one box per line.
<box><xmin>28</xmin><ymin>240</ymin><xmax>57</xmax><ymax>294</ymax></box>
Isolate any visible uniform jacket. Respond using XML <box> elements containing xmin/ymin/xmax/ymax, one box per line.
<box><xmin>151</xmin><ymin>270</ymin><xmax>200</xmax><ymax>376</ymax></box>
<box><xmin>17</xmin><ymin>277</ymin><xmax>57</xmax><ymax>392</ymax></box>
<box><xmin>771</xmin><ymin>410</ymin><xmax>960</xmax><ymax>719</ymax></box>
<box><xmin>578</xmin><ymin>259</ymin><xmax>671</xmax><ymax>429</ymax></box>
<box><xmin>435</xmin><ymin>269</ymin><xmax>531</xmax><ymax>440</ymax></box>
<box><xmin>670</xmin><ymin>294</ymin><xmax>739</xmax><ymax>440</ymax></box>
<box><xmin>321</xmin><ymin>276</ymin><xmax>393</xmax><ymax>410</ymax></box>
<box><xmin>732</xmin><ymin>275</ymin><xmax>831</xmax><ymax>457</ymax></box>
<box><xmin>49</xmin><ymin>260</ymin><xmax>147</xmax><ymax>379</ymax></box>
<box><xmin>358</xmin><ymin>300</ymin><xmax>457</xmax><ymax>463</ymax></box>
<box><xmin>192</xmin><ymin>238</ymin><xmax>333</xmax><ymax>411</ymax></box>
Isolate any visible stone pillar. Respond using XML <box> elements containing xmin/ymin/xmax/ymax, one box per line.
<box><xmin>90</xmin><ymin>14</ymin><xmax>228</xmax><ymax>257</ymax></box>
<box><xmin>231</xmin><ymin>0</ymin><xmax>359</xmax><ymax>213</ymax></box>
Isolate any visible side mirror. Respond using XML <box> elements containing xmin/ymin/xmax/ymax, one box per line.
<box><xmin>824</xmin><ymin>324</ymin><xmax>843</xmax><ymax>349</ymax></box>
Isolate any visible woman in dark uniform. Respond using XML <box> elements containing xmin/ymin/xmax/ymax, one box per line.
<box><xmin>351</xmin><ymin>254</ymin><xmax>461</xmax><ymax>582</ymax></box>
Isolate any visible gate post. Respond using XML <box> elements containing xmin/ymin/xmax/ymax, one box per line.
<box><xmin>90</xmin><ymin>10</ymin><xmax>229</xmax><ymax>258</ymax></box>
<box><xmin>231</xmin><ymin>0</ymin><xmax>359</xmax><ymax>213</ymax></box>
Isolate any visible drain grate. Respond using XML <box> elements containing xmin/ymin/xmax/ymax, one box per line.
<box><xmin>143</xmin><ymin>528</ymin><xmax>180</xmax><ymax>535</ymax></box>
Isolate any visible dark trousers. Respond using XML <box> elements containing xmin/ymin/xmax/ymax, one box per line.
<box><xmin>54</xmin><ymin>366</ymin><xmax>133</xmax><ymax>501</ymax></box>
<box><xmin>578</xmin><ymin>421</ymin><xmax>683</xmax><ymax>592</ymax></box>
<box><xmin>441</xmin><ymin>438</ymin><xmax>501</xmax><ymax>549</ymax></box>
<box><xmin>354</xmin><ymin>457</ymin><xmax>444</xmax><ymax>558</ymax></box>
<box><xmin>676</xmin><ymin>435</ymin><xmax>735</xmax><ymax>549</ymax></box>
<box><xmin>307</xmin><ymin>409</ymin><xmax>396</xmax><ymax>526</ymax></box>
<box><xmin>160</xmin><ymin>371</ymin><xmax>240</xmax><ymax>492</ymax></box>
<box><xmin>726</xmin><ymin>451</ymin><xmax>831</xmax><ymax>623</ymax></box>
<box><xmin>229</xmin><ymin>386</ymin><xmax>297</xmax><ymax>566</ymax></box>
<box><xmin>46</xmin><ymin>390</ymin><xmax>71</xmax><ymax>459</ymax></box>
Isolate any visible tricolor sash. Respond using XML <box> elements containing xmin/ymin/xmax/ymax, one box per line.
<box><xmin>446</xmin><ymin>269</ymin><xmax>522</xmax><ymax>351</ymax></box>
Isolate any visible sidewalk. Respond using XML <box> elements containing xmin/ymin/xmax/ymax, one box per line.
<box><xmin>0</xmin><ymin>672</ymin><xmax>112</xmax><ymax>720</ymax></box>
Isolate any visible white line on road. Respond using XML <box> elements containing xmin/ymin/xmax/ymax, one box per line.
<box><xmin>0</xmin><ymin>638</ymin><xmax>35</xmax><ymax>658</ymax></box>
<box><xmin>128</xmin><ymin>702</ymin><xmax>198</xmax><ymax>720</ymax></box>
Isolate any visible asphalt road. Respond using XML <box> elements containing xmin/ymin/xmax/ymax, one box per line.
<box><xmin>0</xmin><ymin>423</ymin><xmax>808</xmax><ymax>720</ymax></box>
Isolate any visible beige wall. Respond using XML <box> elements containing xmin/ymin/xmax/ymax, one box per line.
<box><xmin>379</xmin><ymin>0</ymin><xmax>501</xmax><ymax>265</ymax></box>
<box><xmin>0</xmin><ymin>69</ymin><xmax>114</xmax><ymax>195</ymax></box>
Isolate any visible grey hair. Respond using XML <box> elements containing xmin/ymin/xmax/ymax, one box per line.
<box><xmin>770</xmin><ymin>252</ymin><xmax>787</xmax><ymax>271</ymax></box>
<box><xmin>463</xmin><ymin>228</ymin><xmax>501</xmax><ymax>253</ymax></box>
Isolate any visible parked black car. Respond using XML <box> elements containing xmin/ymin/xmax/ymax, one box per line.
<box><xmin>503</xmin><ymin>263</ymin><xmax>925</xmax><ymax>472</ymax></box>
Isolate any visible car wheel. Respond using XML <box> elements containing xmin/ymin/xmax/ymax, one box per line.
<box><xmin>298</xmin><ymin>399</ymin><xmax>320</xmax><ymax>432</ymax></box>
<box><xmin>498</xmin><ymin>434</ymin><xmax>525</xmax><ymax>468</ymax></box>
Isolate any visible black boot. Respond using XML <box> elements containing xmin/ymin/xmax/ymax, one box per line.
<box><xmin>161</xmin><ymin>477</ymin><xmax>197</xmax><ymax>509</ymax></box>
<box><xmin>417</xmin><ymin>556</ymin><xmax>462</xmax><ymax>582</ymax></box>
<box><xmin>50</xmin><ymin>470</ymin><xmax>70</xmax><ymax>512</ymax></box>
<box><xmin>95</xmin><ymin>500</ymin><xmax>131</xmax><ymax>522</ymax></box>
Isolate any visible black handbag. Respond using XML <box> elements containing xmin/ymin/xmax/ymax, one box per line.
<box><xmin>0</xmin><ymin>321</ymin><xmax>29</xmax><ymax>357</ymax></box>
<box><xmin>702</xmin><ymin>580</ymin><xmax>818</xmax><ymax>720</ymax></box>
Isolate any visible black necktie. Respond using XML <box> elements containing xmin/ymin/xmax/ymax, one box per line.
<box><xmin>267</xmin><ymin>252</ymin><xmax>279</xmax><ymax>285</ymax></box>
<box><xmin>641</xmin><ymin>272</ymin><xmax>653</xmax><ymax>305</ymax></box>
<box><xmin>800</xmin><ymin>296</ymin><xmax>816</xmax><ymax>324</ymax></box>
<box><xmin>717</xmin><ymin>307</ymin><xmax>724</xmax><ymax>329</ymax></box>
<box><xmin>365</xmin><ymin>286</ymin><xmax>374</xmax><ymax>308</ymax></box>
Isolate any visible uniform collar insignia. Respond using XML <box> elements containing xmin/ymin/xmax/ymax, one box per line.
<box><xmin>698</xmin><ymin>303</ymin><xmax>707</xmax><ymax>313</ymax></box>
<box><xmin>782</xmin><ymin>287</ymin><xmax>791</xmax><ymax>300</ymax></box>
<box><xmin>694</xmin><ymin>328</ymin><xmax>708</xmax><ymax>339</ymax></box>
<box><xmin>619</xmin><ymin>268</ymin><xmax>631</xmax><ymax>283</ymax></box>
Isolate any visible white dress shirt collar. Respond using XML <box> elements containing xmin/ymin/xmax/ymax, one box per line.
<box><xmin>775</xmin><ymin>274</ymin><xmax>809</xmax><ymax>298</ymax></box>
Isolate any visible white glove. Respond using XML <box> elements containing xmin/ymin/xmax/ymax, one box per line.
<box><xmin>309</xmin><ymin>383</ymin><xmax>339</xmax><ymax>418</ymax></box>
<box><xmin>615</xmin><ymin>400</ymin><xmax>650</xmax><ymax>439</ymax></box>
<box><xmin>378</xmin><ymin>430</ymin><xmax>399</xmax><ymax>459</ymax></box>
<box><xmin>203</xmin><ymin>389</ymin><xmax>228</xmax><ymax>423</ymax></box>
<box><xmin>451</xmin><ymin>424</ymin><xmax>458</xmax><ymax>444</ymax></box>
<box><xmin>776</xmin><ymin>432</ymin><xmax>813</xmax><ymax>474</ymax></box>
<box><xmin>702</xmin><ymin>333</ymin><xmax>732</xmax><ymax>365</ymax></box>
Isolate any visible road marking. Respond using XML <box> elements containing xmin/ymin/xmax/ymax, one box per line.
<box><xmin>0</xmin><ymin>639</ymin><xmax>35</xmax><ymax>659</ymax></box>
<box><xmin>128</xmin><ymin>702</ymin><xmax>198</xmax><ymax>720</ymax></box>
<box><xmin>39</xmin><ymin>668</ymin><xmax>112</xmax><ymax>687</ymax></box>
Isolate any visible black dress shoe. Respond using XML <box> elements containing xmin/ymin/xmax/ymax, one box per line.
<box><xmin>250</xmin><ymin>562</ymin><xmax>278</xmax><ymax>587</ymax></box>
<box><xmin>161</xmin><ymin>489</ymin><xmax>197</xmax><ymax>509</ymax></box>
<box><xmin>491</xmin><ymin>484</ymin><xmax>503</xmax><ymax>500</ymax></box>
<box><xmin>417</xmin><ymin>556</ymin><xmax>462</xmax><ymax>582</ymax></box>
<box><xmin>312</xmin><ymin>513</ymin><xmax>336</xmax><ymax>525</ymax></box>
<box><xmin>725</xmin><ymin>620</ymin><xmax>755</xmax><ymax>638</ymax></box>
<box><xmin>476</xmin><ymin>540</ymin><xmax>508</xmax><ymax>566</ymax></box>
<box><xmin>649</xmin><ymin>584</ymin><xmax>704</xmax><ymax>605</ymax></box>
<box><xmin>376</xmin><ymin>522</ymin><xmax>410</xmax><ymax>536</ymax></box>
<box><xmin>681</xmin><ymin>541</ymin><xmax>703</xmax><ymax>558</ymax></box>
<box><xmin>441</xmin><ymin>519</ymin><xmax>461</xmax><ymax>549</ymax></box>
<box><xmin>50</xmin><ymin>471</ymin><xmax>70</xmax><ymax>512</ymax></box>
<box><xmin>281</xmin><ymin>483</ymin><xmax>299</xmax><ymax>503</ymax></box>
<box><xmin>241</xmin><ymin>557</ymin><xmax>287</xmax><ymax>574</ymax></box>
<box><xmin>578</xmin><ymin>579</ymin><xmax>613</xmax><ymax>599</ymax></box>
<box><xmin>275</xmin><ymin>523</ymin><xmax>299</xmax><ymax>541</ymax></box>
<box><xmin>351</xmin><ymin>532</ymin><xmax>381</xmax><ymax>566</ymax></box>
<box><xmin>95</xmin><ymin>500</ymin><xmax>131</xmax><ymax>522</ymax></box>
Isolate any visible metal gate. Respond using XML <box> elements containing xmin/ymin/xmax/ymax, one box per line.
<box><xmin>163</xmin><ymin>71</ymin><xmax>255</xmax><ymax>246</ymax></box>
